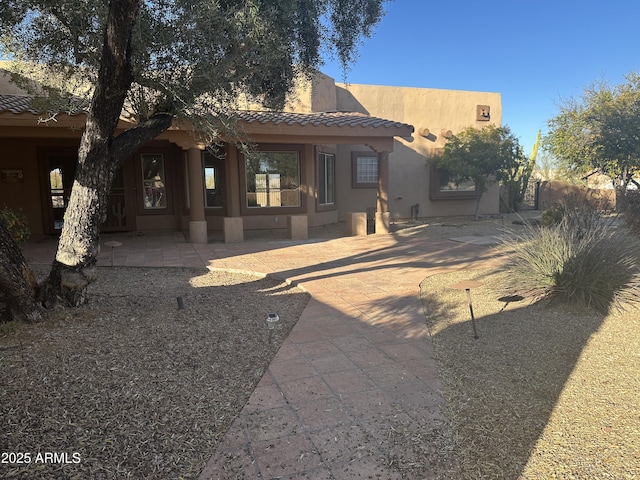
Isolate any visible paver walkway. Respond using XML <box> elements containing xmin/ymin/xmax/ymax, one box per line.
<box><xmin>24</xmin><ymin>229</ymin><xmax>505</xmax><ymax>479</ymax></box>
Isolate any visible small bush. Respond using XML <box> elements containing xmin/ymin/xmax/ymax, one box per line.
<box><xmin>622</xmin><ymin>189</ymin><xmax>640</xmax><ymax>235</ymax></box>
<box><xmin>541</xmin><ymin>205</ymin><xmax>564</xmax><ymax>228</ymax></box>
<box><xmin>0</xmin><ymin>205</ymin><xmax>30</xmax><ymax>248</ymax></box>
<box><xmin>503</xmin><ymin>209</ymin><xmax>640</xmax><ymax>314</ymax></box>
<box><xmin>542</xmin><ymin>194</ymin><xmax>611</xmax><ymax>237</ymax></box>
<box><xmin>562</xmin><ymin>196</ymin><xmax>610</xmax><ymax>239</ymax></box>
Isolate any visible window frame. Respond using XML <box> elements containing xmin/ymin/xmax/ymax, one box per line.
<box><xmin>239</xmin><ymin>144</ymin><xmax>306</xmax><ymax>215</ymax></box>
<box><xmin>429</xmin><ymin>163</ymin><xmax>479</xmax><ymax>200</ymax></box>
<box><xmin>203</xmin><ymin>151</ymin><xmax>226</xmax><ymax>211</ymax></box>
<box><xmin>135</xmin><ymin>150</ymin><xmax>175</xmax><ymax>215</ymax></box>
<box><xmin>351</xmin><ymin>151</ymin><xmax>379</xmax><ymax>188</ymax></box>
<box><xmin>317</xmin><ymin>151</ymin><xmax>336</xmax><ymax>210</ymax></box>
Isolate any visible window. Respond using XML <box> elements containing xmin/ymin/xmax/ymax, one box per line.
<box><xmin>245</xmin><ymin>151</ymin><xmax>300</xmax><ymax>207</ymax></box>
<box><xmin>429</xmin><ymin>164</ymin><xmax>478</xmax><ymax>200</ymax></box>
<box><xmin>437</xmin><ymin>168</ymin><xmax>476</xmax><ymax>192</ymax></box>
<box><xmin>49</xmin><ymin>168</ymin><xmax>64</xmax><ymax>207</ymax></box>
<box><xmin>318</xmin><ymin>152</ymin><xmax>335</xmax><ymax>205</ymax></box>
<box><xmin>204</xmin><ymin>155</ymin><xmax>224</xmax><ymax>208</ymax></box>
<box><xmin>49</xmin><ymin>167</ymin><xmax>65</xmax><ymax>230</ymax></box>
<box><xmin>141</xmin><ymin>154</ymin><xmax>166</xmax><ymax>208</ymax></box>
<box><xmin>352</xmin><ymin>152</ymin><xmax>378</xmax><ymax>188</ymax></box>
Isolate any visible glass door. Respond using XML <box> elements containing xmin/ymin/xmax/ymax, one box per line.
<box><xmin>46</xmin><ymin>155</ymin><xmax>76</xmax><ymax>233</ymax></box>
<box><xmin>41</xmin><ymin>151</ymin><xmax>131</xmax><ymax>234</ymax></box>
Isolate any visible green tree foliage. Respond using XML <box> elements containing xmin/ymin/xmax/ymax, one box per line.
<box><xmin>0</xmin><ymin>0</ymin><xmax>385</xmax><ymax>132</ymax></box>
<box><xmin>0</xmin><ymin>205</ymin><xmax>30</xmax><ymax>248</ymax></box>
<box><xmin>0</xmin><ymin>0</ymin><xmax>387</xmax><ymax>309</ymax></box>
<box><xmin>434</xmin><ymin>125</ymin><xmax>527</xmax><ymax>218</ymax></box>
<box><xmin>533</xmin><ymin>150</ymin><xmax>585</xmax><ymax>183</ymax></box>
<box><xmin>545</xmin><ymin>73</ymin><xmax>640</xmax><ymax>190</ymax></box>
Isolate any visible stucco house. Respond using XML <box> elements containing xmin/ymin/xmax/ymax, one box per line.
<box><xmin>0</xmin><ymin>70</ymin><xmax>501</xmax><ymax>243</ymax></box>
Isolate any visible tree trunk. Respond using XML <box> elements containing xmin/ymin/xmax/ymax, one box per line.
<box><xmin>43</xmin><ymin>0</ymin><xmax>172</xmax><ymax>307</ymax></box>
<box><xmin>43</xmin><ymin>161</ymin><xmax>112</xmax><ymax>306</ymax></box>
<box><xmin>43</xmin><ymin>114</ymin><xmax>170</xmax><ymax>307</ymax></box>
<box><xmin>474</xmin><ymin>190</ymin><xmax>483</xmax><ymax>220</ymax></box>
<box><xmin>0</xmin><ymin>222</ymin><xmax>43</xmax><ymax>323</ymax></box>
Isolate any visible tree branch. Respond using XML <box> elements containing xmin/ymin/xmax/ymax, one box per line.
<box><xmin>111</xmin><ymin>113</ymin><xmax>173</xmax><ymax>161</ymax></box>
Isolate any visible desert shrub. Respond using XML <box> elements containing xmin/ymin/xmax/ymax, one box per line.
<box><xmin>622</xmin><ymin>189</ymin><xmax>640</xmax><ymax>235</ymax></box>
<box><xmin>540</xmin><ymin>205</ymin><xmax>564</xmax><ymax>228</ymax></box>
<box><xmin>561</xmin><ymin>196</ymin><xmax>611</xmax><ymax>239</ymax></box>
<box><xmin>0</xmin><ymin>205</ymin><xmax>30</xmax><ymax>248</ymax></box>
<box><xmin>542</xmin><ymin>194</ymin><xmax>611</xmax><ymax>237</ymax></box>
<box><xmin>503</xmin><ymin>211</ymin><xmax>640</xmax><ymax>314</ymax></box>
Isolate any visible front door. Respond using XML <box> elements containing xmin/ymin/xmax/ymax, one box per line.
<box><xmin>101</xmin><ymin>166</ymin><xmax>132</xmax><ymax>232</ymax></box>
<box><xmin>40</xmin><ymin>149</ymin><xmax>133</xmax><ymax>234</ymax></box>
<box><xmin>43</xmin><ymin>153</ymin><xmax>76</xmax><ymax>234</ymax></box>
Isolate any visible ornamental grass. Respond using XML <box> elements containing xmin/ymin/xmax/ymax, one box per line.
<box><xmin>502</xmin><ymin>211</ymin><xmax>640</xmax><ymax>314</ymax></box>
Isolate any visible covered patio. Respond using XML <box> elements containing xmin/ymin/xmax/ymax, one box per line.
<box><xmin>0</xmin><ymin>87</ymin><xmax>413</xmax><ymax>243</ymax></box>
<box><xmin>158</xmin><ymin>110</ymin><xmax>414</xmax><ymax>243</ymax></box>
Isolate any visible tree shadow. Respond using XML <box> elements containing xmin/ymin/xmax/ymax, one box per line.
<box><xmin>0</xmin><ymin>267</ymin><xmax>311</xmax><ymax>479</ymax></box>
<box><xmin>420</xmin><ymin>270</ymin><xmax>606</xmax><ymax>478</ymax></box>
<box><xmin>262</xmin><ymin>235</ymin><xmax>503</xmax><ymax>289</ymax></box>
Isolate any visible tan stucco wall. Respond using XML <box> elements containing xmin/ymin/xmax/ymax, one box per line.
<box><xmin>0</xmin><ymin>135</ymin><xmax>190</xmax><ymax>236</ymax></box>
<box><xmin>235</xmin><ymin>143</ymin><xmax>338</xmax><ymax>230</ymax></box>
<box><xmin>284</xmin><ymin>72</ymin><xmax>338</xmax><ymax>113</ymax></box>
<box><xmin>0</xmin><ymin>70</ymin><xmax>30</xmax><ymax>95</ymax></box>
<box><xmin>335</xmin><ymin>83</ymin><xmax>502</xmax><ymax>220</ymax></box>
<box><xmin>2</xmin><ymin>69</ymin><xmax>505</xmax><ymax>239</ymax></box>
<box><xmin>237</xmin><ymin>71</ymin><xmax>338</xmax><ymax>114</ymax></box>
<box><xmin>333</xmin><ymin>144</ymin><xmax>377</xmax><ymax>218</ymax></box>
<box><xmin>538</xmin><ymin>180</ymin><xmax>617</xmax><ymax>211</ymax></box>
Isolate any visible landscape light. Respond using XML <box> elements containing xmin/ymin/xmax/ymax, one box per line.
<box><xmin>266</xmin><ymin>313</ymin><xmax>279</xmax><ymax>344</ymax></box>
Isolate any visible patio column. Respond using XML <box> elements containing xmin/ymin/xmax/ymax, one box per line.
<box><xmin>223</xmin><ymin>144</ymin><xmax>244</xmax><ymax>243</ymax></box>
<box><xmin>375</xmin><ymin>150</ymin><xmax>391</xmax><ymax>234</ymax></box>
<box><xmin>226</xmin><ymin>145</ymin><xmax>241</xmax><ymax>217</ymax></box>
<box><xmin>187</xmin><ymin>147</ymin><xmax>208</xmax><ymax>244</ymax></box>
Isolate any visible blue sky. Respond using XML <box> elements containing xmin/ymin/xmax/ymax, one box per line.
<box><xmin>319</xmin><ymin>0</ymin><xmax>640</xmax><ymax>157</ymax></box>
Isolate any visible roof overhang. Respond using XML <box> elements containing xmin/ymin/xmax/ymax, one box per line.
<box><xmin>0</xmin><ymin>95</ymin><xmax>414</xmax><ymax>152</ymax></box>
<box><xmin>235</xmin><ymin>111</ymin><xmax>414</xmax><ymax>152</ymax></box>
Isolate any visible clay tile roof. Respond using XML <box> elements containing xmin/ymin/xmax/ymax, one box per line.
<box><xmin>0</xmin><ymin>94</ymin><xmax>39</xmax><ymax>114</ymax></box>
<box><xmin>0</xmin><ymin>94</ymin><xmax>414</xmax><ymax>136</ymax></box>
<box><xmin>237</xmin><ymin>110</ymin><xmax>413</xmax><ymax>132</ymax></box>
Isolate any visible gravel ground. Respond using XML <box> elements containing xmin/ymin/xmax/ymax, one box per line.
<box><xmin>0</xmin><ymin>268</ymin><xmax>309</xmax><ymax>479</ymax></box>
<box><xmin>5</xmin><ymin>211</ymin><xmax>635</xmax><ymax>479</ymax></box>
<box><xmin>0</xmin><ymin>212</ymin><xmax>526</xmax><ymax>480</ymax></box>
<box><xmin>420</xmin><ymin>257</ymin><xmax>640</xmax><ymax>477</ymax></box>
